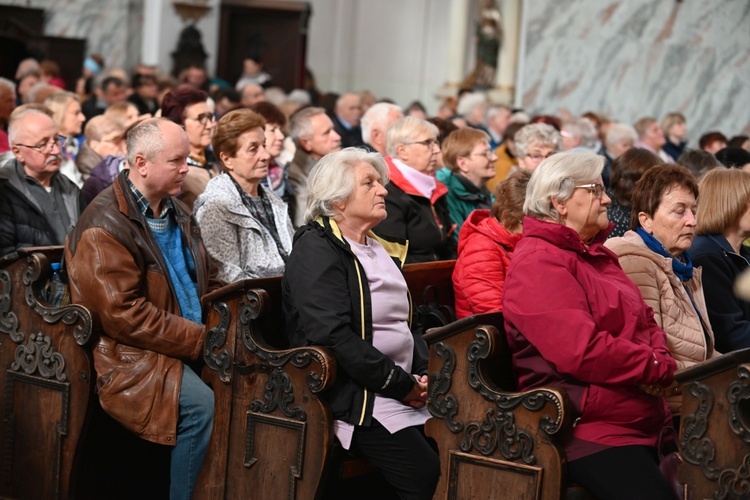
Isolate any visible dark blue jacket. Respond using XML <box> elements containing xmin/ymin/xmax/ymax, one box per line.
<box><xmin>690</xmin><ymin>234</ymin><xmax>750</xmax><ymax>352</ymax></box>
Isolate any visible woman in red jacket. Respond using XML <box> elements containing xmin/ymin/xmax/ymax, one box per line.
<box><xmin>503</xmin><ymin>150</ymin><xmax>677</xmax><ymax>500</ymax></box>
<box><xmin>452</xmin><ymin>169</ymin><xmax>531</xmax><ymax>318</ymax></box>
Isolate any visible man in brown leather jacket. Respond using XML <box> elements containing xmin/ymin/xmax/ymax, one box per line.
<box><xmin>65</xmin><ymin>117</ymin><xmax>221</xmax><ymax>499</ymax></box>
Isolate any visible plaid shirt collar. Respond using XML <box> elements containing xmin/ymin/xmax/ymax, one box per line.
<box><xmin>126</xmin><ymin>176</ymin><xmax>175</xmax><ymax>220</ymax></box>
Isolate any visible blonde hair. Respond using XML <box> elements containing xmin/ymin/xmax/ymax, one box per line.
<box><xmin>43</xmin><ymin>91</ymin><xmax>79</xmax><ymax>129</ymax></box>
<box><xmin>385</xmin><ymin>116</ymin><xmax>438</xmax><ymax>157</ymax></box>
<box><xmin>696</xmin><ymin>167</ymin><xmax>750</xmax><ymax>235</ymax></box>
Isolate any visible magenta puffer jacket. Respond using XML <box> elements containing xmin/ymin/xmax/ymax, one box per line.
<box><xmin>503</xmin><ymin>217</ymin><xmax>675</xmax><ymax>453</ymax></box>
<box><xmin>453</xmin><ymin>210</ymin><xmax>521</xmax><ymax>318</ymax></box>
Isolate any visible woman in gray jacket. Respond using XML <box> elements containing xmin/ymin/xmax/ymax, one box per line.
<box><xmin>194</xmin><ymin>109</ymin><xmax>293</xmax><ymax>282</ymax></box>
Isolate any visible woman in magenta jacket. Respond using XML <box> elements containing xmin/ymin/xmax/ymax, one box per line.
<box><xmin>503</xmin><ymin>151</ymin><xmax>677</xmax><ymax>500</ymax></box>
<box><xmin>453</xmin><ymin>169</ymin><xmax>531</xmax><ymax>318</ymax></box>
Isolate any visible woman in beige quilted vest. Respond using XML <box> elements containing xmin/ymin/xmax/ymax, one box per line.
<box><xmin>606</xmin><ymin>164</ymin><xmax>717</xmax><ymax>416</ymax></box>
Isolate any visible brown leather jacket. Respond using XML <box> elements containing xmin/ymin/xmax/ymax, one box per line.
<box><xmin>65</xmin><ymin>171</ymin><xmax>220</xmax><ymax>445</ymax></box>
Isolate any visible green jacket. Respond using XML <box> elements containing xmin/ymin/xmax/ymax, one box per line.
<box><xmin>435</xmin><ymin>168</ymin><xmax>493</xmax><ymax>241</ymax></box>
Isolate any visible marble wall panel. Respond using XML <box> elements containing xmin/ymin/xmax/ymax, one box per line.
<box><xmin>519</xmin><ymin>0</ymin><xmax>750</xmax><ymax>141</ymax></box>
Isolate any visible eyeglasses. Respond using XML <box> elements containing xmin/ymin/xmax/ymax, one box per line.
<box><xmin>404</xmin><ymin>138</ymin><xmax>439</xmax><ymax>149</ymax></box>
<box><xmin>187</xmin><ymin>112</ymin><xmax>216</xmax><ymax>126</ymax></box>
<box><xmin>526</xmin><ymin>151</ymin><xmax>555</xmax><ymax>162</ymax></box>
<box><xmin>15</xmin><ymin>135</ymin><xmax>65</xmax><ymax>154</ymax></box>
<box><xmin>575</xmin><ymin>183</ymin><xmax>605</xmax><ymax>199</ymax></box>
<box><xmin>471</xmin><ymin>149</ymin><xmax>495</xmax><ymax>159</ymax></box>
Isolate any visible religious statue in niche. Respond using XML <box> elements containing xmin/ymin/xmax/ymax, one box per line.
<box><xmin>461</xmin><ymin>0</ymin><xmax>503</xmax><ymax>90</ymax></box>
<box><xmin>171</xmin><ymin>24</ymin><xmax>208</xmax><ymax>78</ymax></box>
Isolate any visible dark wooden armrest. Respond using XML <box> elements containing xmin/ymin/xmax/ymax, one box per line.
<box><xmin>425</xmin><ymin>313</ymin><xmax>571</xmax><ymax>500</ymax></box>
<box><xmin>675</xmin><ymin>347</ymin><xmax>750</xmax><ymax>383</ymax></box>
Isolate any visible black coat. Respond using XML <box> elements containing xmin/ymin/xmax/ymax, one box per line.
<box><xmin>282</xmin><ymin>216</ymin><xmax>427</xmax><ymax>426</ymax></box>
<box><xmin>330</xmin><ymin>113</ymin><xmax>364</xmax><ymax>149</ymax></box>
<box><xmin>373</xmin><ymin>158</ymin><xmax>457</xmax><ymax>263</ymax></box>
<box><xmin>0</xmin><ymin>160</ymin><xmax>85</xmax><ymax>257</ymax></box>
<box><xmin>690</xmin><ymin>234</ymin><xmax>750</xmax><ymax>353</ymax></box>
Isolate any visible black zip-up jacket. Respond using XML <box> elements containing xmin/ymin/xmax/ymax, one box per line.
<box><xmin>282</xmin><ymin>216</ymin><xmax>428</xmax><ymax>426</ymax></box>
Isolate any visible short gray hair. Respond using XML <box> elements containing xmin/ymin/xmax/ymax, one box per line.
<box><xmin>0</xmin><ymin>77</ymin><xmax>16</xmax><ymax>94</ymax></box>
<box><xmin>126</xmin><ymin>118</ymin><xmax>165</xmax><ymax>166</ymax></box>
<box><xmin>385</xmin><ymin>116</ymin><xmax>438</xmax><ymax>157</ymax></box>
<box><xmin>289</xmin><ymin>106</ymin><xmax>326</xmax><ymax>145</ymax></box>
<box><xmin>562</xmin><ymin>117</ymin><xmax>598</xmax><ymax>149</ymax></box>
<box><xmin>305</xmin><ymin>147</ymin><xmax>389</xmax><ymax>223</ymax></box>
<box><xmin>515</xmin><ymin>123</ymin><xmax>562</xmax><ymax>158</ymax></box>
<box><xmin>456</xmin><ymin>92</ymin><xmax>486</xmax><ymax>117</ymax></box>
<box><xmin>605</xmin><ymin>122</ymin><xmax>638</xmax><ymax>151</ymax></box>
<box><xmin>361</xmin><ymin>102</ymin><xmax>401</xmax><ymax>145</ymax></box>
<box><xmin>524</xmin><ymin>150</ymin><xmax>605</xmax><ymax>222</ymax></box>
<box><xmin>8</xmin><ymin>109</ymin><xmax>53</xmax><ymax>146</ymax></box>
<box><xmin>486</xmin><ymin>103</ymin><xmax>512</xmax><ymax>121</ymax></box>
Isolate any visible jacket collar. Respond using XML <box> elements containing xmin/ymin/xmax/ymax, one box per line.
<box><xmin>522</xmin><ymin>216</ymin><xmax>613</xmax><ymax>255</ymax></box>
<box><xmin>439</xmin><ymin>169</ymin><xmax>490</xmax><ymax>202</ymax></box>
<box><xmin>114</xmin><ymin>169</ymin><xmax>190</xmax><ymax>226</ymax></box>
<box><xmin>385</xmin><ymin>156</ymin><xmax>447</xmax><ymax>204</ymax></box>
<box><xmin>313</xmin><ymin>215</ymin><xmax>409</xmax><ymax>268</ymax></box>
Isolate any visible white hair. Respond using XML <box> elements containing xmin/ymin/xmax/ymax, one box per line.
<box><xmin>515</xmin><ymin>123</ymin><xmax>562</xmax><ymax>158</ymax></box>
<box><xmin>562</xmin><ymin>117</ymin><xmax>598</xmax><ymax>149</ymax></box>
<box><xmin>0</xmin><ymin>77</ymin><xmax>16</xmax><ymax>94</ymax></box>
<box><xmin>605</xmin><ymin>122</ymin><xmax>638</xmax><ymax>151</ymax></box>
<box><xmin>361</xmin><ymin>102</ymin><xmax>402</xmax><ymax>145</ymax></box>
<box><xmin>524</xmin><ymin>150</ymin><xmax>605</xmax><ymax>221</ymax></box>
<box><xmin>8</xmin><ymin>109</ymin><xmax>53</xmax><ymax>147</ymax></box>
<box><xmin>289</xmin><ymin>106</ymin><xmax>326</xmax><ymax>145</ymax></box>
<box><xmin>456</xmin><ymin>92</ymin><xmax>487</xmax><ymax>117</ymax></box>
<box><xmin>305</xmin><ymin>147</ymin><xmax>390</xmax><ymax>222</ymax></box>
<box><xmin>385</xmin><ymin>116</ymin><xmax>438</xmax><ymax>157</ymax></box>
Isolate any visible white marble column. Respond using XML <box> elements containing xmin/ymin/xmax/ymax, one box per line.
<box><xmin>141</xmin><ymin>0</ymin><xmax>164</xmax><ymax>66</ymax></box>
<box><xmin>490</xmin><ymin>0</ymin><xmax>521</xmax><ymax>105</ymax></box>
<box><xmin>433</xmin><ymin>0</ymin><xmax>471</xmax><ymax>100</ymax></box>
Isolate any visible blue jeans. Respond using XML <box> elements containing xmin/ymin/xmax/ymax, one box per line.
<box><xmin>171</xmin><ymin>364</ymin><xmax>214</xmax><ymax>500</ymax></box>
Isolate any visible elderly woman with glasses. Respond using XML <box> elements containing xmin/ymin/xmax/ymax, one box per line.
<box><xmin>435</xmin><ymin>127</ymin><xmax>497</xmax><ymax>237</ymax></box>
<box><xmin>373</xmin><ymin>116</ymin><xmax>456</xmax><ymax>263</ymax></box>
<box><xmin>161</xmin><ymin>85</ymin><xmax>219</xmax><ymax>209</ymax></box>
<box><xmin>514</xmin><ymin>122</ymin><xmax>562</xmax><ymax>171</ymax></box>
<box><xmin>606</xmin><ymin>164</ymin><xmax>716</xmax><ymax>415</ymax></box>
<box><xmin>283</xmin><ymin>148</ymin><xmax>440</xmax><ymax>499</ymax></box>
<box><xmin>194</xmin><ymin>109</ymin><xmax>293</xmax><ymax>283</ymax></box>
<box><xmin>503</xmin><ymin>150</ymin><xmax>677</xmax><ymax>500</ymax></box>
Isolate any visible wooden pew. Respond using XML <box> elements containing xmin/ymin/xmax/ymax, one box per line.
<box><xmin>195</xmin><ymin>260</ymin><xmax>456</xmax><ymax>499</ymax></box>
<box><xmin>675</xmin><ymin>347</ymin><xmax>750</xmax><ymax>499</ymax></box>
<box><xmin>424</xmin><ymin>313</ymin><xmax>575</xmax><ymax>500</ymax></box>
<box><xmin>0</xmin><ymin>247</ymin><xmax>94</xmax><ymax>500</ymax></box>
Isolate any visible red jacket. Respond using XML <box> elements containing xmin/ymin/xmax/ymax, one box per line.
<box><xmin>453</xmin><ymin>210</ymin><xmax>521</xmax><ymax>318</ymax></box>
<box><xmin>503</xmin><ymin>217</ymin><xmax>675</xmax><ymax>455</ymax></box>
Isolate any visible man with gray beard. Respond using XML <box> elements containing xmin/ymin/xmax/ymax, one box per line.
<box><xmin>0</xmin><ymin>108</ymin><xmax>85</xmax><ymax>256</ymax></box>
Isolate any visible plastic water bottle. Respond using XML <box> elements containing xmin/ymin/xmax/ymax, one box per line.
<box><xmin>48</xmin><ymin>262</ymin><xmax>66</xmax><ymax>307</ymax></box>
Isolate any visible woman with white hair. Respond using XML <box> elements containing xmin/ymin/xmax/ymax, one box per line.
<box><xmin>282</xmin><ymin>148</ymin><xmax>440</xmax><ymax>500</ymax></box>
<box><xmin>374</xmin><ymin>116</ymin><xmax>456</xmax><ymax>263</ymax></box>
<box><xmin>514</xmin><ymin>122</ymin><xmax>562</xmax><ymax>171</ymax></box>
<box><xmin>502</xmin><ymin>150</ymin><xmax>677</xmax><ymax>499</ymax></box>
<box><xmin>44</xmin><ymin>91</ymin><xmax>85</xmax><ymax>186</ymax></box>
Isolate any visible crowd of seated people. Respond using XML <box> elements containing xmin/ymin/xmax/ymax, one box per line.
<box><xmin>4</xmin><ymin>53</ymin><xmax>750</xmax><ymax>500</ymax></box>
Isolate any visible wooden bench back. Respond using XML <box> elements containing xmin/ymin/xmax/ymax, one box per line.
<box><xmin>0</xmin><ymin>247</ymin><xmax>94</xmax><ymax>500</ymax></box>
<box><xmin>424</xmin><ymin>313</ymin><xmax>571</xmax><ymax>500</ymax></box>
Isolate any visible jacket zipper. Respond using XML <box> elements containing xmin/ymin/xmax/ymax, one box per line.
<box><xmin>353</xmin><ymin>258</ymin><xmax>368</xmax><ymax>426</ymax></box>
